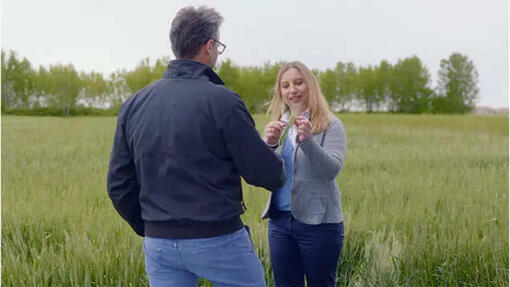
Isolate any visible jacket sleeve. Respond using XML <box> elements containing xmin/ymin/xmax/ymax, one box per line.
<box><xmin>107</xmin><ymin>106</ymin><xmax>144</xmax><ymax>236</ymax></box>
<box><xmin>222</xmin><ymin>98</ymin><xmax>286</xmax><ymax>191</ymax></box>
<box><xmin>297</xmin><ymin>118</ymin><xmax>347</xmax><ymax>181</ymax></box>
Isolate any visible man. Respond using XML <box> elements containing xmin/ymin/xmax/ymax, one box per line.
<box><xmin>107</xmin><ymin>6</ymin><xmax>285</xmax><ymax>287</ymax></box>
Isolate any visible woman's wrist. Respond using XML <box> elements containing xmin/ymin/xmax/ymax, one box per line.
<box><xmin>296</xmin><ymin>134</ymin><xmax>310</xmax><ymax>145</ymax></box>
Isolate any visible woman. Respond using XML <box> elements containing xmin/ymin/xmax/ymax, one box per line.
<box><xmin>261</xmin><ymin>61</ymin><xmax>347</xmax><ymax>287</ymax></box>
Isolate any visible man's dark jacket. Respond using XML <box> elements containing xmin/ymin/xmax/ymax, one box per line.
<box><xmin>107</xmin><ymin>60</ymin><xmax>285</xmax><ymax>238</ymax></box>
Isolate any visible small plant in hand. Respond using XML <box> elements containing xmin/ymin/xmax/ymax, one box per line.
<box><xmin>276</xmin><ymin>112</ymin><xmax>296</xmax><ymax>155</ymax></box>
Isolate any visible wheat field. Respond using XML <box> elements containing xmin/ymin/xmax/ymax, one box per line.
<box><xmin>2</xmin><ymin>114</ymin><xmax>508</xmax><ymax>286</ymax></box>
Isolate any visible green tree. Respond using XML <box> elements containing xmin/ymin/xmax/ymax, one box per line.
<box><xmin>34</xmin><ymin>66</ymin><xmax>50</xmax><ymax>108</ymax></box>
<box><xmin>44</xmin><ymin>64</ymin><xmax>82</xmax><ymax>115</ymax></box>
<box><xmin>107</xmin><ymin>70</ymin><xmax>131</xmax><ymax>109</ymax></box>
<box><xmin>79</xmin><ymin>71</ymin><xmax>108</xmax><ymax>108</ymax></box>
<box><xmin>389</xmin><ymin>56</ymin><xmax>433</xmax><ymax>113</ymax></box>
<box><xmin>259</xmin><ymin>61</ymin><xmax>282</xmax><ymax>112</ymax></box>
<box><xmin>1</xmin><ymin>50</ymin><xmax>10</xmax><ymax>110</ymax></box>
<box><xmin>1</xmin><ymin>50</ymin><xmax>36</xmax><ymax>109</ymax></box>
<box><xmin>219</xmin><ymin>61</ymin><xmax>282</xmax><ymax>113</ymax></box>
<box><xmin>123</xmin><ymin>57</ymin><xmax>170</xmax><ymax>94</ymax></box>
<box><xmin>335</xmin><ymin>62</ymin><xmax>357</xmax><ymax>112</ymax></box>
<box><xmin>217</xmin><ymin>58</ymin><xmax>241</xmax><ymax>92</ymax></box>
<box><xmin>357</xmin><ymin>65</ymin><xmax>382</xmax><ymax>112</ymax></box>
<box><xmin>434</xmin><ymin>52</ymin><xmax>479</xmax><ymax>113</ymax></box>
<box><xmin>319</xmin><ymin>69</ymin><xmax>337</xmax><ymax>107</ymax></box>
<box><xmin>123</xmin><ymin>58</ymin><xmax>153</xmax><ymax>93</ymax></box>
<box><xmin>375</xmin><ymin>60</ymin><xmax>393</xmax><ymax>111</ymax></box>
<box><xmin>236</xmin><ymin>66</ymin><xmax>264</xmax><ymax>113</ymax></box>
<box><xmin>151</xmin><ymin>56</ymin><xmax>171</xmax><ymax>82</ymax></box>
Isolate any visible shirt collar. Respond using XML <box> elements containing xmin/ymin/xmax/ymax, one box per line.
<box><xmin>280</xmin><ymin>109</ymin><xmax>310</xmax><ymax>123</ymax></box>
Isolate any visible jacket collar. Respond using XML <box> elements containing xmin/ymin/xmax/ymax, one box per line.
<box><xmin>164</xmin><ymin>59</ymin><xmax>224</xmax><ymax>85</ymax></box>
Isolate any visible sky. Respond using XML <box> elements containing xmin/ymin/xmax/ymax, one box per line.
<box><xmin>2</xmin><ymin>0</ymin><xmax>508</xmax><ymax>108</ymax></box>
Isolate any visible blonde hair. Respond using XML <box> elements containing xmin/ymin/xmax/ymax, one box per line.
<box><xmin>267</xmin><ymin>61</ymin><xmax>332</xmax><ymax>133</ymax></box>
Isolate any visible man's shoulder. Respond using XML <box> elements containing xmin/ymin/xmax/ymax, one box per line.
<box><xmin>160</xmin><ymin>76</ymin><xmax>240</xmax><ymax>104</ymax></box>
<box><xmin>118</xmin><ymin>80</ymin><xmax>164</xmax><ymax>117</ymax></box>
<box><xmin>206</xmin><ymin>83</ymin><xmax>241</xmax><ymax>102</ymax></box>
<box><xmin>124</xmin><ymin>79</ymin><xmax>162</xmax><ymax>100</ymax></box>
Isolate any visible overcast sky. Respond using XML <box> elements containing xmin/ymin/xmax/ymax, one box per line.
<box><xmin>2</xmin><ymin>0</ymin><xmax>508</xmax><ymax>108</ymax></box>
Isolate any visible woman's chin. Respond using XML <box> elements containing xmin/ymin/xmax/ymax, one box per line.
<box><xmin>289</xmin><ymin>104</ymin><xmax>306</xmax><ymax>114</ymax></box>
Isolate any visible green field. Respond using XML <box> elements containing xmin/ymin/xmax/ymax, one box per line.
<box><xmin>2</xmin><ymin>114</ymin><xmax>508</xmax><ymax>286</ymax></box>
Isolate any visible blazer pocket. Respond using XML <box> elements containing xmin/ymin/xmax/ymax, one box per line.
<box><xmin>293</xmin><ymin>180</ymin><xmax>326</xmax><ymax>214</ymax></box>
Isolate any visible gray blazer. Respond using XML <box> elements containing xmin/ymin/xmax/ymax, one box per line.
<box><xmin>261</xmin><ymin>116</ymin><xmax>347</xmax><ymax>224</ymax></box>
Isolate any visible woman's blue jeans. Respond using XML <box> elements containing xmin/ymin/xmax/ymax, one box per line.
<box><xmin>143</xmin><ymin>227</ymin><xmax>266</xmax><ymax>287</ymax></box>
<box><xmin>268</xmin><ymin>210</ymin><xmax>344</xmax><ymax>287</ymax></box>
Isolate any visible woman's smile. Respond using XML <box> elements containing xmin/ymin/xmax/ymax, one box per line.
<box><xmin>288</xmin><ymin>94</ymin><xmax>303</xmax><ymax>102</ymax></box>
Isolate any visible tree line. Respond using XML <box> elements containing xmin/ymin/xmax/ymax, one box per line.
<box><xmin>1</xmin><ymin>49</ymin><xmax>478</xmax><ymax>115</ymax></box>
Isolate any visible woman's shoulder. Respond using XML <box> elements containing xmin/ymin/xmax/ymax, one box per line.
<box><xmin>327</xmin><ymin>114</ymin><xmax>345</xmax><ymax>130</ymax></box>
<box><xmin>321</xmin><ymin>115</ymin><xmax>346</xmax><ymax>141</ymax></box>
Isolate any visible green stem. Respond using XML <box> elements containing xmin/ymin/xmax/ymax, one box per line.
<box><xmin>276</xmin><ymin>112</ymin><xmax>296</xmax><ymax>155</ymax></box>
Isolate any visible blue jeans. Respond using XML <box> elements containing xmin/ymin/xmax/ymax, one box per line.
<box><xmin>268</xmin><ymin>210</ymin><xmax>344</xmax><ymax>287</ymax></box>
<box><xmin>143</xmin><ymin>227</ymin><xmax>266</xmax><ymax>287</ymax></box>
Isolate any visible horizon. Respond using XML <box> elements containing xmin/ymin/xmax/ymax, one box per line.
<box><xmin>2</xmin><ymin>0</ymin><xmax>508</xmax><ymax>109</ymax></box>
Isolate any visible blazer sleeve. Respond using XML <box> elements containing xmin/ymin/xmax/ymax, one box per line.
<box><xmin>297</xmin><ymin>117</ymin><xmax>347</xmax><ymax>181</ymax></box>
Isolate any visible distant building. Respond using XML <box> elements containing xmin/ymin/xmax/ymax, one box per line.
<box><xmin>473</xmin><ymin>106</ymin><xmax>509</xmax><ymax>115</ymax></box>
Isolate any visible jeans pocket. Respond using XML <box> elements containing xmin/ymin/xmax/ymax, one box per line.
<box><xmin>244</xmin><ymin>225</ymin><xmax>255</xmax><ymax>246</ymax></box>
<box><xmin>143</xmin><ymin>237</ymin><xmax>163</xmax><ymax>263</ymax></box>
<box><xmin>231</xmin><ymin>228</ymin><xmax>255</xmax><ymax>255</ymax></box>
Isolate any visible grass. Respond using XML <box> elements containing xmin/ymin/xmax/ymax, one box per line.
<box><xmin>2</xmin><ymin>114</ymin><xmax>508</xmax><ymax>286</ymax></box>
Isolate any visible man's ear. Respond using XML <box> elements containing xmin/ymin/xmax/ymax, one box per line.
<box><xmin>205</xmin><ymin>39</ymin><xmax>214</xmax><ymax>55</ymax></box>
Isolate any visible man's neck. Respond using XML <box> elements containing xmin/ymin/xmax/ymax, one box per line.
<box><xmin>191</xmin><ymin>54</ymin><xmax>211</xmax><ymax>68</ymax></box>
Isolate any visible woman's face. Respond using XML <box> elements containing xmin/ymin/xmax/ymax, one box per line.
<box><xmin>280</xmin><ymin>68</ymin><xmax>309</xmax><ymax>114</ymax></box>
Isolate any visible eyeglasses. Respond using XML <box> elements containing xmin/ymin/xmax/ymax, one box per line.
<box><xmin>211</xmin><ymin>38</ymin><xmax>226</xmax><ymax>55</ymax></box>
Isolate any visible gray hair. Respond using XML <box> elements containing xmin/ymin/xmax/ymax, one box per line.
<box><xmin>170</xmin><ymin>6</ymin><xmax>224</xmax><ymax>59</ymax></box>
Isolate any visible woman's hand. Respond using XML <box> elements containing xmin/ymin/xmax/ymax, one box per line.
<box><xmin>264</xmin><ymin>121</ymin><xmax>285</xmax><ymax>145</ymax></box>
<box><xmin>295</xmin><ymin>116</ymin><xmax>312</xmax><ymax>143</ymax></box>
